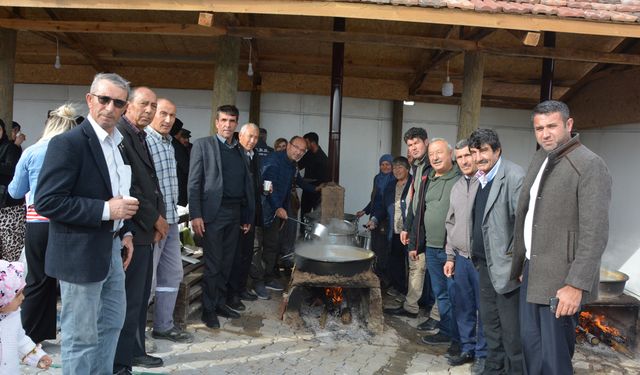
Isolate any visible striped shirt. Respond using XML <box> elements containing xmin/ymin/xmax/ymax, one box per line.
<box><xmin>145</xmin><ymin>126</ymin><xmax>179</xmax><ymax>224</ymax></box>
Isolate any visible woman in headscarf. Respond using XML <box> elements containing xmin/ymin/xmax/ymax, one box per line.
<box><xmin>8</xmin><ymin>103</ymin><xmax>78</xmax><ymax>344</ymax></box>
<box><xmin>357</xmin><ymin>154</ymin><xmax>394</xmax><ymax>285</ymax></box>
<box><xmin>0</xmin><ymin>119</ymin><xmax>25</xmax><ymax>262</ymax></box>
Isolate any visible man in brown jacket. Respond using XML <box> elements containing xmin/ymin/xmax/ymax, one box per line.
<box><xmin>511</xmin><ymin>100</ymin><xmax>612</xmax><ymax>375</ymax></box>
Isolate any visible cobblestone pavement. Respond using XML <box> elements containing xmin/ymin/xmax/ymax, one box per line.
<box><xmin>22</xmin><ymin>289</ymin><xmax>640</xmax><ymax>374</ymax></box>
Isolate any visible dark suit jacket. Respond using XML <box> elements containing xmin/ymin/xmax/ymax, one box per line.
<box><xmin>172</xmin><ymin>137</ymin><xmax>190</xmax><ymax>206</ymax></box>
<box><xmin>188</xmin><ymin>136</ymin><xmax>254</xmax><ymax>225</ymax></box>
<box><xmin>35</xmin><ymin>120</ymin><xmax>131</xmax><ymax>283</ymax></box>
<box><xmin>244</xmin><ymin>150</ymin><xmax>263</xmax><ymax>227</ymax></box>
<box><xmin>116</xmin><ymin>118</ymin><xmax>165</xmax><ymax>246</ymax></box>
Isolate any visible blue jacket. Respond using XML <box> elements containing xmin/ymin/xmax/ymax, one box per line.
<box><xmin>371</xmin><ymin>175</ymin><xmax>413</xmax><ymax>242</ymax></box>
<box><xmin>261</xmin><ymin>151</ymin><xmax>315</xmax><ymax>228</ymax></box>
<box><xmin>8</xmin><ymin>139</ymin><xmax>50</xmax><ymax>210</ymax></box>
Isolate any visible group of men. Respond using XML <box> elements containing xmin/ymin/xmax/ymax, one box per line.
<box><xmin>36</xmin><ymin>73</ymin><xmax>192</xmax><ymax>375</ymax></box>
<box><xmin>32</xmin><ymin>69</ymin><xmax>610</xmax><ymax>375</ymax></box>
<box><xmin>385</xmin><ymin>100</ymin><xmax>611</xmax><ymax>375</ymax></box>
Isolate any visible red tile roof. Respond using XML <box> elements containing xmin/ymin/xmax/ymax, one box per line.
<box><xmin>341</xmin><ymin>0</ymin><xmax>640</xmax><ymax>23</ymax></box>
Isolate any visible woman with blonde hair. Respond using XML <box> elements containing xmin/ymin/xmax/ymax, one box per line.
<box><xmin>8</xmin><ymin>103</ymin><xmax>78</xmax><ymax>343</ymax></box>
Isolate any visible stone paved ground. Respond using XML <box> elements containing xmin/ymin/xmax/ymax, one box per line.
<box><xmin>22</xmin><ymin>288</ymin><xmax>640</xmax><ymax>375</ymax></box>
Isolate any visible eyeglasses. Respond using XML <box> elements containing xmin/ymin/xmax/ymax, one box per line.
<box><xmin>290</xmin><ymin>142</ymin><xmax>307</xmax><ymax>154</ymax></box>
<box><xmin>89</xmin><ymin>93</ymin><xmax>127</xmax><ymax>109</ymax></box>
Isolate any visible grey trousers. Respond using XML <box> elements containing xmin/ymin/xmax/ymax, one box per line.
<box><xmin>150</xmin><ymin>223</ymin><xmax>184</xmax><ymax>332</ymax></box>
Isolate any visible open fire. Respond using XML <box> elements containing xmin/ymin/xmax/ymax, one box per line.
<box><xmin>577</xmin><ymin>311</ymin><xmax>634</xmax><ymax>358</ymax></box>
<box><xmin>321</xmin><ymin>287</ymin><xmax>352</xmax><ymax>326</ymax></box>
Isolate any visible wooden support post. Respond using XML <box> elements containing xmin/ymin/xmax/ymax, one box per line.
<box><xmin>211</xmin><ymin>35</ymin><xmax>240</xmax><ymax>134</ymax></box>
<box><xmin>249</xmin><ymin>74</ymin><xmax>261</xmax><ymax>125</ymax></box>
<box><xmin>457</xmin><ymin>51</ymin><xmax>485</xmax><ymax>140</ymax></box>
<box><xmin>391</xmin><ymin>100</ymin><xmax>403</xmax><ymax>157</ymax></box>
<box><xmin>0</xmin><ymin>28</ymin><xmax>17</xmax><ymax>128</ymax></box>
<box><xmin>328</xmin><ymin>17</ymin><xmax>345</xmax><ymax>183</ymax></box>
<box><xmin>540</xmin><ymin>31</ymin><xmax>556</xmax><ymax>102</ymax></box>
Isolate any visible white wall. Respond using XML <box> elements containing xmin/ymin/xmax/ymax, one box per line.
<box><xmin>16</xmin><ymin>83</ymin><xmax>636</xmax><ymax>294</ymax></box>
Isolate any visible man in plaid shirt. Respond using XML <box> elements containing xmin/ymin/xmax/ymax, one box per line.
<box><xmin>145</xmin><ymin>98</ymin><xmax>193</xmax><ymax>343</ymax></box>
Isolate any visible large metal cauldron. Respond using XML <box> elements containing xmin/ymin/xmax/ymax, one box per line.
<box><xmin>599</xmin><ymin>268</ymin><xmax>629</xmax><ymax>299</ymax></box>
<box><xmin>303</xmin><ymin>214</ymin><xmax>359</xmax><ymax>246</ymax></box>
<box><xmin>295</xmin><ymin>244</ymin><xmax>375</xmax><ymax>276</ymax></box>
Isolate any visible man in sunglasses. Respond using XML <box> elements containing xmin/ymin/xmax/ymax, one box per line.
<box><xmin>35</xmin><ymin>73</ymin><xmax>139</xmax><ymax>374</ymax></box>
<box><xmin>113</xmin><ymin>87</ymin><xmax>167</xmax><ymax>373</ymax></box>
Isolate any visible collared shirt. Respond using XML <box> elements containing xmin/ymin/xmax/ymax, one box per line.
<box><xmin>476</xmin><ymin>156</ymin><xmax>502</xmax><ymax>188</ymax></box>
<box><xmin>88</xmin><ymin>115</ymin><xmax>130</xmax><ymax>232</ymax></box>
<box><xmin>145</xmin><ymin>126</ymin><xmax>179</xmax><ymax>224</ymax></box>
<box><xmin>216</xmin><ymin>134</ymin><xmax>238</xmax><ymax>148</ymax></box>
<box><xmin>524</xmin><ymin>157</ymin><xmax>549</xmax><ymax>260</ymax></box>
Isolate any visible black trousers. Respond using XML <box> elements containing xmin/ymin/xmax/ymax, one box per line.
<box><xmin>478</xmin><ymin>258</ymin><xmax>524</xmax><ymax>375</ymax></box>
<box><xmin>261</xmin><ymin>218</ymin><xmax>284</xmax><ymax>282</ymax></box>
<box><xmin>387</xmin><ymin>234</ymin><xmax>408</xmax><ymax>295</ymax></box>
<box><xmin>371</xmin><ymin>225</ymin><xmax>389</xmax><ymax>285</ymax></box>
<box><xmin>520</xmin><ymin>261</ymin><xmax>578</xmax><ymax>375</ymax></box>
<box><xmin>21</xmin><ymin>222</ymin><xmax>57</xmax><ymax>343</ymax></box>
<box><xmin>114</xmin><ymin>243</ymin><xmax>154</xmax><ymax>370</ymax></box>
<box><xmin>201</xmin><ymin>204</ymin><xmax>241</xmax><ymax>312</ymax></box>
<box><xmin>228</xmin><ymin>225</ymin><xmax>255</xmax><ymax>298</ymax></box>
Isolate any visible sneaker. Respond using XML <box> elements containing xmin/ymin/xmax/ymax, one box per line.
<box><xmin>386</xmin><ymin>287</ymin><xmax>401</xmax><ymax>297</ymax></box>
<box><xmin>152</xmin><ymin>326</ymin><xmax>194</xmax><ymax>343</ymax></box>
<box><xmin>394</xmin><ymin>294</ymin><xmax>406</xmax><ymax>303</ymax></box>
<box><xmin>253</xmin><ymin>282</ymin><xmax>271</xmax><ymax>300</ymax></box>
<box><xmin>470</xmin><ymin>357</ymin><xmax>486</xmax><ymax>375</ymax></box>
<box><xmin>226</xmin><ymin>296</ymin><xmax>246</xmax><ymax>312</ymax></box>
<box><xmin>265</xmin><ymin>279</ymin><xmax>284</xmax><ymax>291</ymax></box>
<box><xmin>417</xmin><ymin>317</ymin><xmax>439</xmax><ymax>332</ymax></box>
<box><xmin>448</xmin><ymin>351</ymin><xmax>474</xmax><ymax>366</ymax></box>
<box><xmin>420</xmin><ymin>332</ymin><xmax>450</xmax><ymax>345</ymax></box>
<box><xmin>239</xmin><ymin>289</ymin><xmax>258</xmax><ymax>301</ymax></box>
<box><xmin>445</xmin><ymin>341</ymin><xmax>461</xmax><ymax>359</ymax></box>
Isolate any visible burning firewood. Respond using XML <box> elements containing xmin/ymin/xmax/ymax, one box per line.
<box><xmin>319</xmin><ymin>306</ymin><xmax>328</xmax><ymax>329</ymax></box>
<box><xmin>576</xmin><ymin>325</ymin><xmax>600</xmax><ymax>345</ymax></box>
<box><xmin>341</xmin><ymin>307</ymin><xmax>352</xmax><ymax>325</ymax></box>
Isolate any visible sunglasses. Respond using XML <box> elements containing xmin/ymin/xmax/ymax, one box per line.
<box><xmin>89</xmin><ymin>93</ymin><xmax>127</xmax><ymax>109</ymax></box>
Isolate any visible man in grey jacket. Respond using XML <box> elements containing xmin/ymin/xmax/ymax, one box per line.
<box><xmin>511</xmin><ymin>100</ymin><xmax>611</xmax><ymax>375</ymax></box>
<box><xmin>443</xmin><ymin>139</ymin><xmax>486</xmax><ymax>373</ymax></box>
<box><xmin>468</xmin><ymin>128</ymin><xmax>524</xmax><ymax>375</ymax></box>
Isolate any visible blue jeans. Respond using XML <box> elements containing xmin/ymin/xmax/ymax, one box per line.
<box><xmin>425</xmin><ymin>246</ymin><xmax>459</xmax><ymax>341</ymax></box>
<box><xmin>453</xmin><ymin>255</ymin><xmax>486</xmax><ymax>356</ymax></box>
<box><xmin>152</xmin><ymin>223</ymin><xmax>184</xmax><ymax>332</ymax></box>
<box><xmin>59</xmin><ymin>238</ymin><xmax>126</xmax><ymax>375</ymax></box>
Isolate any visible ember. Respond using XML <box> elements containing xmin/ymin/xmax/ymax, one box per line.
<box><xmin>577</xmin><ymin>311</ymin><xmax>634</xmax><ymax>358</ymax></box>
<box><xmin>325</xmin><ymin>287</ymin><xmax>344</xmax><ymax>306</ymax></box>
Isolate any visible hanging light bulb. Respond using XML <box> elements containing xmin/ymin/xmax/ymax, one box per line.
<box><xmin>247</xmin><ymin>39</ymin><xmax>254</xmax><ymax>77</ymax></box>
<box><xmin>441</xmin><ymin>61</ymin><xmax>453</xmax><ymax>97</ymax></box>
<box><xmin>54</xmin><ymin>37</ymin><xmax>62</xmax><ymax>69</ymax></box>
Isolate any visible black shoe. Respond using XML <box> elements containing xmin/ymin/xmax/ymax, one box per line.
<box><xmin>445</xmin><ymin>341</ymin><xmax>461</xmax><ymax>359</ymax></box>
<box><xmin>152</xmin><ymin>326</ymin><xmax>194</xmax><ymax>343</ymax></box>
<box><xmin>226</xmin><ymin>296</ymin><xmax>246</xmax><ymax>312</ymax></box>
<box><xmin>416</xmin><ymin>317</ymin><xmax>439</xmax><ymax>332</ymax></box>
<box><xmin>420</xmin><ymin>332</ymin><xmax>451</xmax><ymax>345</ymax></box>
<box><xmin>383</xmin><ymin>306</ymin><xmax>418</xmax><ymax>319</ymax></box>
<box><xmin>448</xmin><ymin>351</ymin><xmax>474</xmax><ymax>366</ymax></box>
<box><xmin>239</xmin><ymin>289</ymin><xmax>258</xmax><ymax>301</ymax></box>
<box><xmin>201</xmin><ymin>310</ymin><xmax>220</xmax><ymax>329</ymax></box>
<box><xmin>216</xmin><ymin>304</ymin><xmax>241</xmax><ymax>319</ymax></box>
<box><xmin>114</xmin><ymin>368</ymin><xmax>132</xmax><ymax>375</ymax></box>
<box><xmin>470</xmin><ymin>357</ymin><xmax>486</xmax><ymax>375</ymax></box>
<box><xmin>131</xmin><ymin>354</ymin><xmax>163</xmax><ymax>368</ymax></box>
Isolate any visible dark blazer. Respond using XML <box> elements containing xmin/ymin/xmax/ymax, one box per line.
<box><xmin>188</xmin><ymin>136</ymin><xmax>254</xmax><ymax>225</ymax></box>
<box><xmin>172</xmin><ymin>137</ymin><xmax>190</xmax><ymax>207</ymax></box>
<box><xmin>35</xmin><ymin>120</ymin><xmax>131</xmax><ymax>283</ymax></box>
<box><xmin>372</xmin><ymin>175</ymin><xmax>413</xmax><ymax>242</ymax></box>
<box><xmin>116</xmin><ymin>118</ymin><xmax>165</xmax><ymax>245</ymax></box>
<box><xmin>244</xmin><ymin>150</ymin><xmax>263</xmax><ymax>227</ymax></box>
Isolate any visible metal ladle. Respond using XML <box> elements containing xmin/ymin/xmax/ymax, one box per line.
<box><xmin>286</xmin><ymin>217</ymin><xmax>328</xmax><ymax>238</ymax></box>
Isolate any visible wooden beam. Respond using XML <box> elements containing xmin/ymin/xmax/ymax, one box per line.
<box><xmin>0</xmin><ymin>28</ymin><xmax>17</xmax><ymax>127</ymax></box>
<box><xmin>3</xmin><ymin>18</ymin><xmax>640</xmax><ymax>65</ymax></box>
<box><xmin>458</xmin><ymin>51</ymin><xmax>485</xmax><ymax>140</ymax></box>
<box><xmin>391</xmin><ymin>100</ymin><xmax>403</xmax><ymax>157</ymax></box>
<box><xmin>211</xmin><ymin>35</ymin><xmax>240</xmax><ymax>133</ymax></box>
<box><xmin>0</xmin><ymin>18</ymin><xmax>226</xmax><ymax>37</ymax></box>
<box><xmin>5</xmin><ymin>0</ymin><xmax>640</xmax><ymax>38</ymax></box>
<box><xmin>507</xmin><ymin>30</ymin><xmax>541</xmax><ymax>46</ymax></box>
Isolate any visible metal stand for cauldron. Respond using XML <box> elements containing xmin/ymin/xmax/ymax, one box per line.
<box><xmin>279</xmin><ymin>268</ymin><xmax>383</xmax><ymax>334</ymax></box>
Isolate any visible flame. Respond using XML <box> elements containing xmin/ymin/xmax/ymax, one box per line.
<box><xmin>325</xmin><ymin>287</ymin><xmax>344</xmax><ymax>306</ymax></box>
<box><xmin>578</xmin><ymin>311</ymin><xmax>621</xmax><ymax>336</ymax></box>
